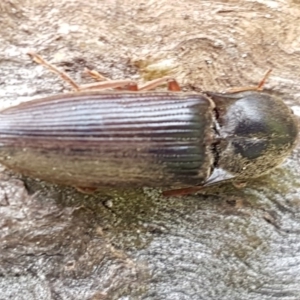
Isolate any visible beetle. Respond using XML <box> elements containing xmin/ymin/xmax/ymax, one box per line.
<box><xmin>0</xmin><ymin>53</ymin><xmax>298</xmax><ymax>196</ymax></box>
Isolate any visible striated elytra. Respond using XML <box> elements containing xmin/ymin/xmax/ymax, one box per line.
<box><xmin>0</xmin><ymin>90</ymin><xmax>297</xmax><ymax>194</ymax></box>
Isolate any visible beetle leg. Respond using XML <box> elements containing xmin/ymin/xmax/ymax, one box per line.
<box><xmin>162</xmin><ymin>186</ymin><xmax>204</xmax><ymax>197</ymax></box>
<box><xmin>139</xmin><ymin>77</ymin><xmax>181</xmax><ymax>91</ymax></box>
<box><xmin>231</xmin><ymin>181</ymin><xmax>247</xmax><ymax>189</ymax></box>
<box><xmin>77</xmin><ymin>80</ymin><xmax>138</xmax><ymax>91</ymax></box>
<box><xmin>256</xmin><ymin>68</ymin><xmax>272</xmax><ymax>89</ymax></box>
<box><xmin>29</xmin><ymin>52</ymin><xmax>181</xmax><ymax>92</ymax></box>
<box><xmin>84</xmin><ymin>68</ymin><xmax>110</xmax><ymax>81</ymax></box>
<box><xmin>83</xmin><ymin>68</ymin><xmax>139</xmax><ymax>90</ymax></box>
<box><xmin>28</xmin><ymin>52</ymin><xmax>139</xmax><ymax>92</ymax></box>
<box><xmin>75</xmin><ymin>186</ymin><xmax>98</xmax><ymax>194</ymax></box>
<box><xmin>85</xmin><ymin>68</ymin><xmax>181</xmax><ymax>92</ymax></box>
<box><xmin>80</xmin><ymin>76</ymin><xmax>181</xmax><ymax>91</ymax></box>
<box><xmin>226</xmin><ymin>69</ymin><xmax>272</xmax><ymax>93</ymax></box>
<box><xmin>28</xmin><ymin>52</ymin><xmax>81</xmax><ymax>91</ymax></box>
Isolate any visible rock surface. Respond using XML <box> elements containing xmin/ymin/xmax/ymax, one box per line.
<box><xmin>0</xmin><ymin>0</ymin><xmax>300</xmax><ymax>299</ymax></box>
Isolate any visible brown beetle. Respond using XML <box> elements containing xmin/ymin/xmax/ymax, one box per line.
<box><xmin>0</xmin><ymin>53</ymin><xmax>297</xmax><ymax>196</ymax></box>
